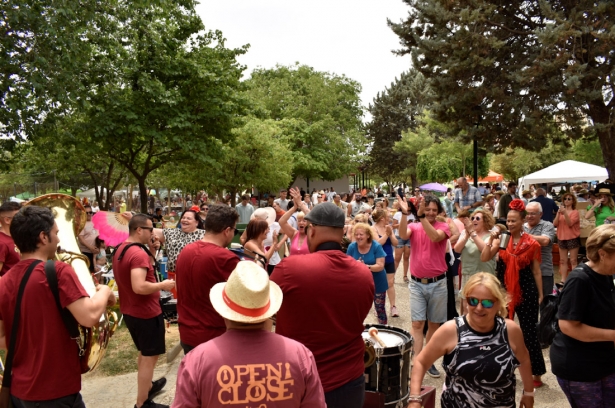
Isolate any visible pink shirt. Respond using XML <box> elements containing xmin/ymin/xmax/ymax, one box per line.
<box><xmin>556</xmin><ymin>209</ymin><xmax>580</xmax><ymax>240</ymax></box>
<box><xmin>172</xmin><ymin>329</ymin><xmax>326</xmax><ymax>408</ymax></box>
<box><xmin>408</xmin><ymin>221</ymin><xmax>451</xmax><ymax>278</ymax></box>
<box><xmin>290</xmin><ymin>232</ymin><xmax>310</xmax><ymax>255</ymax></box>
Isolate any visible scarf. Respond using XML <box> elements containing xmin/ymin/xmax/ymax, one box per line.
<box><xmin>498</xmin><ymin>232</ymin><xmax>541</xmax><ymax>317</ymax></box>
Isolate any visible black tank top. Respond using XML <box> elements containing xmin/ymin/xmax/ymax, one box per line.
<box><xmin>441</xmin><ymin>315</ymin><xmax>520</xmax><ymax>408</ymax></box>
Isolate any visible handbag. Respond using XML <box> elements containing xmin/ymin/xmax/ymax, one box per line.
<box><xmin>0</xmin><ymin>260</ymin><xmax>43</xmax><ymax>408</ymax></box>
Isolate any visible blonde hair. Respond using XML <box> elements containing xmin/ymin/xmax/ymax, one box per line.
<box><xmin>353</xmin><ymin>222</ymin><xmax>376</xmax><ymax>242</ymax></box>
<box><xmin>473</xmin><ymin>209</ymin><xmax>495</xmax><ymax>231</ymax></box>
<box><xmin>462</xmin><ymin>272</ymin><xmax>509</xmax><ymax>318</ymax></box>
<box><xmin>372</xmin><ymin>208</ymin><xmax>388</xmax><ymax>223</ymax></box>
<box><xmin>586</xmin><ymin>224</ymin><xmax>615</xmax><ymax>262</ymax></box>
<box><xmin>354</xmin><ymin>213</ymin><xmax>368</xmax><ymax>224</ymax></box>
<box><xmin>296</xmin><ymin>211</ymin><xmax>305</xmax><ymax>221</ymax></box>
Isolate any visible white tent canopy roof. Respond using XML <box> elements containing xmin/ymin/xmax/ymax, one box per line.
<box><xmin>519</xmin><ymin>160</ymin><xmax>608</xmax><ymax>186</ymax></box>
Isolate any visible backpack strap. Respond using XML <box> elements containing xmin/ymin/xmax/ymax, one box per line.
<box><xmin>116</xmin><ymin>242</ymin><xmax>158</xmax><ymax>269</ymax></box>
<box><xmin>2</xmin><ymin>260</ymin><xmax>43</xmax><ymax>388</ymax></box>
<box><xmin>44</xmin><ymin>260</ymin><xmax>84</xmax><ymax>355</ymax></box>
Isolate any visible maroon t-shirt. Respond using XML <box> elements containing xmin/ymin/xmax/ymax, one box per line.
<box><xmin>0</xmin><ymin>260</ymin><xmax>88</xmax><ymax>400</ymax></box>
<box><xmin>0</xmin><ymin>232</ymin><xmax>20</xmax><ymax>276</ymax></box>
<box><xmin>270</xmin><ymin>250</ymin><xmax>375</xmax><ymax>393</ymax></box>
<box><xmin>176</xmin><ymin>241</ymin><xmax>239</xmax><ymax>347</ymax></box>
<box><xmin>113</xmin><ymin>242</ymin><xmax>161</xmax><ymax>319</ymax></box>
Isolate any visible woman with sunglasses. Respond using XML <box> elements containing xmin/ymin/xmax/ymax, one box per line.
<box><xmin>554</xmin><ymin>192</ymin><xmax>580</xmax><ymax>282</ymax></box>
<box><xmin>481</xmin><ymin>199</ymin><xmax>546</xmax><ymax>388</ymax></box>
<box><xmin>550</xmin><ymin>224</ymin><xmax>615</xmax><ymax>407</ymax></box>
<box><xmin>454</xmin><ymin>209</ymin><xmax>497</xmax><ymax>314</ymax></box>
<box><xmin>585</xmin><ymin>188</ymin><xmax>615</xmax><ymax>227</ymax></box>
<box><xmin>408</xmin><ymin>272</ymin><xmax>535</xmax><ymax>408</ymax></box>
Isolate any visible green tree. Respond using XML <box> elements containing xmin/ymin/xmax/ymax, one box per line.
<box><xmin>245</xmin><ymin>64</ymin><xmax>365</xmax><ymax>184</ymax></box>
<box><xmin>66</xmin><ymin>0</ymin><xmax>248</xmax><ymax>212</ymax></box>
<box><xmin>366</xmin><ymin>69</ymin><xmax>433</xmax><ymax>188</ymax></box>
<box><xmin>393</xmin><ymin>120</ymin><xmax>435</xmax><ymax>187</ymax></box>
<box><xmin>491</xmin><ymin>143</ymin><xmax>572</xmax><ymax>181</ymax></box>
<box><xmin>417</xmin><ymin>140</ymin><xmax>489</xmax><ymax>183</ymax></box>
<box><xmin>390</xmin><ymin>1</ymin><xmax>615</xmax><ymax>177</ymax></box>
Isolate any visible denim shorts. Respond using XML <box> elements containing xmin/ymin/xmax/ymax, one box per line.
<box><xmin>409</xmin><ymin>277</ymin><xmax>448</xmax><ymax>323</ymax></box>
<box><xmin>395</xmin><ymin>235</ymin><xmax>410</xmax><ymax>248</ymax></box>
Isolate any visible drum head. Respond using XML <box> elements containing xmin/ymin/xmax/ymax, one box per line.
<box><xmin>362</xmin><ymin>330</ymin><xmax>406</xmax><ymax>348</ymax></box>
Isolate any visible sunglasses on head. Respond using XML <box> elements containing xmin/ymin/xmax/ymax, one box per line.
<box><xmin>467</xmin><ymin>297</ymin><xmax>495</xmax><ymax>308</ymax></box>
<box><xmin>470</xmin><ymin>216</ymin><xmax>482</xmax><ymax>221</ymax></box>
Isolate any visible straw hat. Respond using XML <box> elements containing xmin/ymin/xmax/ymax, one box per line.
<box><xmin>596</xmin><ymin>188</ymin><xmax>613</xmax><ymax>197</ymax></box>
<box><xmin>521</xmin><ymin>190</ymin><xmax>531</xmax><ymax>197</ymax></box>
<box><xmin>251</xmin><ymin>207</ymin><xmax>276</xmax><ymax>226</ymax></box>
<box><xmin>210</xmin><ymin>261</ymin><xmax>283</xmax><ymax>323</ymax></box>
<box><xmin>578</xmin><ymin>189</ymin><xmax>589</xmax><ymax>195</ymax></box>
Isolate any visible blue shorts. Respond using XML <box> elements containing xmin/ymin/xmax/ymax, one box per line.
<box><xmin>409</xmin><ymin>278</ymin><xmax>448</xmax><ymax>323</ymax></box>
<box><xmin>395</xmin><ymin>236</ymin><xmax>410</xmax><ymax>248</ymax></box>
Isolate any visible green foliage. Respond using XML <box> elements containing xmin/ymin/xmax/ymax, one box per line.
<box><xmin>366</xmin><ymin>69</ymin><xmax>433</xmax><ymax>184</ymax></box>
<box><xmin>417</xmin><ymin>141</ymin><xmax>489</xmax><ymax>183</ymax></box>
<box><xmin>390</xmin><ymin>0</ymin><xmax>615</xmax><ymax>177</ymax></box>
<box><xmin>245</xmin><ymin>64</ymin><xmax>365</xmax><ymax>183</ymax></box>
<box><xmin>393</xmin><ymin>116</ymin><xmax>435</xmax><ymax>185</ymax></box>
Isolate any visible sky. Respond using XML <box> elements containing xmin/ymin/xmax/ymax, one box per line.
<box><xmin>195</xmin><ymin>0</ymin><xmax>413</xmax><ymax>118</ymax></box>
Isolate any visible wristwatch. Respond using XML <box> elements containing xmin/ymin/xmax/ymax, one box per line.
<box><xmin>417</xmin><ymin>214</ymin><xmax>426</xmax><ymax>219</ymax></box>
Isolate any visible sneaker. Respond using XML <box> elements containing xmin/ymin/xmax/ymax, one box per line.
<box><xmin>148</xmin><ymin>377</ymin><xmax>167</xmax><ymax>399</ymax></box>
<box><xmin>391</xmin><ymin>306</ymin><xmax>399</xmax><ymax>317</ymax></box>
<box><xmin>426</xmin><ymin>364</ymin><xmax>441</xmax><ymax>378</ymax></box>
<box><xmin>136</xmin><ymin>400</ymin><xmax>169</xmax><ymax>408</ymax></box>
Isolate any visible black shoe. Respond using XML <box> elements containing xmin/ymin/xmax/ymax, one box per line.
<box><xmin>136</xmin><ymin>400</ymin><xmax>169</xmax><ymax>408</ymax></box>
<box><xmin>426</xmin><ymin>364</ymin><xmax>441</xmax><ymax>378</ymax></box>
<box><xmin>148</xmin><ymin>377</ymin><xmax>167</xmax><ymax>399</ymax></box>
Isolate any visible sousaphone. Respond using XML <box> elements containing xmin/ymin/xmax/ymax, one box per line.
<box><xmin>26</xmin><ymin>193</ymin><xmax>118</xmax><ymax>373</ymax></box>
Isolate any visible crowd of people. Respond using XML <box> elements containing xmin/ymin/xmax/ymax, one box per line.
<box><xmin>0</xmin><ymin>178</ymin><xmax>613</xmax><ymax>408</ymax></box>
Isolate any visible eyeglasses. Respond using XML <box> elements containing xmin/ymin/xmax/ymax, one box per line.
<box><xmin>86</xmin><ymin>212</ymin><xmax>93</xmax><ymax>215</ymax></box>
<box><xmin>200</xmin><ymin>207</ymin><xmax>208</xmax><ymax>211</ymax></box>
<box><xmin>470</xmin><ymin>216</ymin><xmax>482</xmax><ymax>221</ymax></box>
<box><xmin>232</xmin><ymin>228</ymin><xmax>240</xmax><ymax>236</ymax></box>
<box><xmin>564</xmin><ymin>197</ymin><xmax>573</xmax><ymax>201</ymax></box>
<box><xmin>139</xmin><ymin>226</ymin><xmax>154</xmax><ymax>231</ymax></box>
<box><xmin>467</xmin><ymin>297</ymin><xmax>495</xmax><ymax>308</ymax></box>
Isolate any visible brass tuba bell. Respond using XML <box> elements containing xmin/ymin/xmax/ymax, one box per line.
<box><xmin>26</xmin><ymin>193</ymin><xmax>117</xmax><ymax>373</ymax></box>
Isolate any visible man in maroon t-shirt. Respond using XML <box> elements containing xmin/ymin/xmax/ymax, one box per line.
<box><xmin>113</xmin><ymin>214</ymin><xmax>175</xmax><ymax>408</ymax></box>
<box><xmin>0</xmin><ymin>201</ymin><xmax>21</xmax><ymax>276</ymax></box>
<box><xmin>176</xmin><ymin>204</ymin><xmax>240</xmax><ymax>354</ymax></box>
<box><xmin>271</xmin><ymin>196</ymin><xmax>374</xmax><ymax>408</ymax></box>
<box><xmin>0</xmin><ymin>206</ymin><xmax>114</xmax><ymax>406</ymax></box>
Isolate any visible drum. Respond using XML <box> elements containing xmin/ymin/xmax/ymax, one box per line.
<box><xmin>363</xmin><ymin>324</ymin><xmax>413</xmax><ymax>406</ymax></box>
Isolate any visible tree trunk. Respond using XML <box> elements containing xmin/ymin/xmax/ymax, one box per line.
<box><xmin>588</xmin><ymin>102</ymin><xmax>615</xmax><ymax>179</ymax></box>
<box><xmin>137</xmin><ymin>178</ymin><xmax>149</xmax><ymax>213</ymax></box>
<box><xmin>411</xmin><ymin>174</ymin><xmax>418</xmax><ymax>190</ymax></box>
<box><xmin>230</xmin><ymin>188</ymin><xmax>237</xmax><ymax>207</ymax></box>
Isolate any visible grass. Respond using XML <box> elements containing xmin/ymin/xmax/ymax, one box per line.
<box><xmin>88</xmin><ymin>317</ymin><xmax>180</xmax><ymax>378</ymax></box>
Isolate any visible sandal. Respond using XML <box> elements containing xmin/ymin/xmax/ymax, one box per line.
<box><xmin>533</xmin><ymin>380</ymin><xmax>544</xmax><ymax>388</ymax></box>
<box><xmin>403</xmin><ymin>276</ymin><xmax>409</xmax><ymax>283</ymax></box>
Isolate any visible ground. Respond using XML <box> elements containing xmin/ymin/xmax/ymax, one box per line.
<box><xmin>82</xmin><ymin>265</ymin><xmax>570</xmax><ymax>407</ymax></box>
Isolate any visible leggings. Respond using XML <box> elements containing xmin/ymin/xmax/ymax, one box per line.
<box><xmin>499</xmin><ymin>264</ymin><xmax>546</xmax><ymax>376</ymax></box>
<box><xmin>557</xmin><ymin>372</ymin><xmax>615</xmax><ymax>408</ymax></box>
<box><xmin>374</xmin><ymin>292</ymin><xmax>387</xmax><ymax>325</ymax></box>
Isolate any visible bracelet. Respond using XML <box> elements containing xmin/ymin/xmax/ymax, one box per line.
<box><xmin>408</xmin><ymin>395</ymin><xmax>422</xmax><ymax>403</ymax></box>
<box><xmin>523</xmin><ymin>390</ymin><xmax>535</xmax><ymax>397</ymax></box>
<box><xmin>401</xmin><ymin>212</ymin><xmax>409</xmax><ymax>216</ymax></box>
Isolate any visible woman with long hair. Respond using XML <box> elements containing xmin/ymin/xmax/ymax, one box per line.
<box><xmin>554</xmin><ymin>192</ymin><xmax>581</xmax><ymax>282</ymax></box>
<box><xmin>585</xmin><ymin>188</ymin><xmax>615</xmax><ymax>226</ymax></box>
<box><xmin>243</xmin><ymin>219</ymin><xmax>281</xmax><ymax>270</ymax></box>
<box><xmin>347</xmin><ymin>223</ymin><xmax>388</xmax><ymax>324</ymax></box>
<box><xmin>454</xmin><ymin>209</ymin><xmax>497</xmax><ymax>314</ymax></box>
<box><xmin>408</xmin><ymin>273</ymin><xmax>535</xmax><ymax>408</ymax></box>
<box><xmin>392</xmin><ymin>200</ymin><xmax>412</xmax><ymax>283</ymax></box>
<box><xmin>550</xmin><ymin>224</ymin><xmax>615</xmax><ymax>407</ymax></box>
<box><xmin>279</xmin><ymin>204</ymin><xmax>309</xmax><ymax>256</ymax></box>
<box><xmin>372</xmin><ymin>209</ymin><xmax>399</xmax><ymax>317</ymax></box>
<box><xmin>481</xmin><ymin>199</ymin><xmax>546</xmax><ymax>387</ymax></box>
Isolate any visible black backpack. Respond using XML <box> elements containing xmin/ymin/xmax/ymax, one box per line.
<box><xmin>537</xmin><ymin>289</ymin><xmax>561</xmax><ymax>349</ymax></box>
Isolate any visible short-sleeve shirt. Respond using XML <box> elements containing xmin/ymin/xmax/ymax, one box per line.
<box><xmin>0</xmin><ymin>232</ymin><xmax>20</xmax><ymax>276</ymax></box>
<box><xmin>523</xmin><ymin>220</ymin><xmax>555</xmax><ymax>277</ymax></box>
<box><xmin>113</xmin><ymin>242</ymin><xmax>161</xmax><ymax>319</ymax></box>
<box><xmin>77</xmin><ymin>221</ymin><xmax>98</xmax><ymax>253</ymax></box>
<box><xmin>346</xmin><ymin>241</ymin><xmax>388</xmax><ymax>293</ymax></box>
<box><xmin>555</xmin><ymin>210</ymin><xmax>580</xmax><ymax>240</ymax></box>
<box><xmin>0</xmin><ymin>260</ymin><xmax>88</xmax><ymax>400</ymax></box>
<box><xmin>551</xmin><ymin>264</ymin><xmax>615</xmax><ymax>382</ymax></box>
<box><xmin>163</xmin><ymin>228</ymin><xmax>206</xmax><ymax>271</ymax></box>
<box><xmin>274</xmin><ymin>198</ymin><xmax>290</xmax><ymax>211</ymax></box>
<box><xmin>408</xmin><ymin>221</ymin><xmax>451</xmax><ymax>278</ymax></box>
<box><xmin>271</xmin><ymin>250</ymin><xmax>374</xmax><ymax>393</ymax></box>
<box><xmin>587</xmin><ymin>204</ymin><xmax>615</xmax><ymax>226</ymax></box>
<box><xmin>454</xmin><ymin>186</ymin><xmax>482</xmax><ymax>209</ymax></box>
<box><xmin>176</xmin><ymin>241</ymin><xmax>239</xmax><ymax>348</ymax></box>
<box><xmin>172</xmin><ymin>330</ymin><xmax>326</xmax><ymax>408</ymax></box>
<box><xmin>530</xmin><ymin>196</ymin><xmax>559</xmax><ymax>223</ymax></box>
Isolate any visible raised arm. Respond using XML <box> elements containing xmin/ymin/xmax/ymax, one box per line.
<box><xmin>396</xmin><ymin>195</ymin><xmax>412</xmax><ymax>240</ymax></box>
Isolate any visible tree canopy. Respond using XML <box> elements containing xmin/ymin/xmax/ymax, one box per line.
<box><xmin>245</xmin><ymin>64</ymin><xmax>365</xmax><ymax>184</ymax></box>
<box><xmin>390</xmin><ymin>0</ymin><xmax>615</xmax><ymax>178</ymax></box>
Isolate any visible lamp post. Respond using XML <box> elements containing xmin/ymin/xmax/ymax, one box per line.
<box><xmin>472</xmin><ymin>106</ymin><xmax>483</xmax><ymax>188</ymax></box>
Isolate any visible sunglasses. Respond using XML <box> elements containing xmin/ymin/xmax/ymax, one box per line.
<box><xmin>564</xmin><ymin>197</ymin><xmax>573</xmax><ymax>201</ymax></box>
<box><xmin>139</xmin><ymin>226</ymin><xmax>154</xmax><ymax>231</ymax></box>
<box><xmin>467</xmin><ymin>297</ymin><xmax>495</xmax><ymax>308</ymax></box>
<box><xmin>86</xmin><ymin>212</ymin><xmax>93</xmax><ymax>215</ymax></box>
<box><xmin>232</xmin><ymin>228</ymin><xmax>240</xmax><ymax>236</ymax></box>
<box><xmin>470</xmin><ymin>216</ymin><xmax>482</xmax><ymax>221</ymax></box>
<box><xmin>201</xmin><ymin>208</ymin><xmax>209</xmax><ymax>211</ymax></box>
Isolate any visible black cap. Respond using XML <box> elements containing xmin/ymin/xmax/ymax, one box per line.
<box><xmin>304</xmin><ymin>202</ymin><xmax>345</xmax><ymax>228</ymax></box>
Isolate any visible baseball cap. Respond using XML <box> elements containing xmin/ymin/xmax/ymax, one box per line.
<box><xmin>304</xmin><ymin>202</ymin><xmax>345</xmax><ymax>228</ymax></box>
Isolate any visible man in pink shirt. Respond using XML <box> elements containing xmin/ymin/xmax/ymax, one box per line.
<box><xmin>173</xmin><ymin>261</ymin><xmax>325</xmax><ymax>408</ymax></box>
<box><xmin>398</xmin><ymin>195</ymin><xmax>450</xmax><ymax>378</ymax></box>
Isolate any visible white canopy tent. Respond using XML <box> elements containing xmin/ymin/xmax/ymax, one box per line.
<box><xmin>518</xmin><ymin>160</ymin><xmax>608</xmax><ymax>187</ymax></box>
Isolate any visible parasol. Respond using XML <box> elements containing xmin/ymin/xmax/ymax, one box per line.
<box><xmin>419</xmin><ymin>182</ymin><xmax>448</xmax><ymax>193</ymax></box>
<box><xmin>92</xmin><ymin>211</ymin><xmax>130</xmax><ymax>246</ymax></box>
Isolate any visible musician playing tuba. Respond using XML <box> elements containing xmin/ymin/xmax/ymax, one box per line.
<box><xmin>0</xmin><ymin>205</ymin><xmax>115</xmax><ymax>407</ymax></box>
